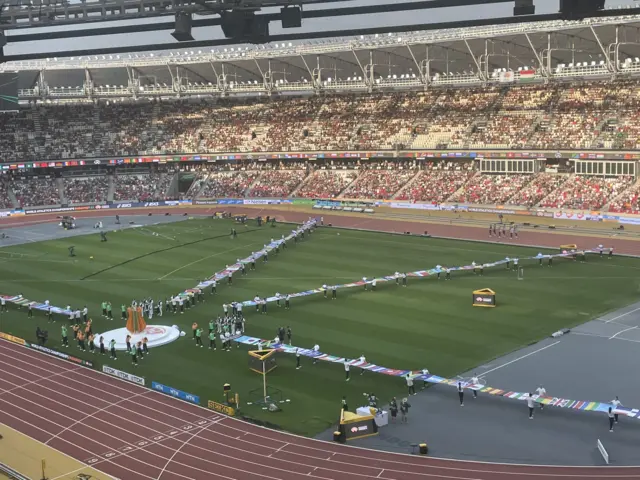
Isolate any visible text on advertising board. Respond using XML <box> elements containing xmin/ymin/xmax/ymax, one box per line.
<box><xmin>103</xmin><ymin>365</ymin><xmax>145</xmax><ymax>386</ymax></box>
<box><xmin>207</xmin><ymin>400</ymin><xmax>236</xmax><ymax>416</ymax></box>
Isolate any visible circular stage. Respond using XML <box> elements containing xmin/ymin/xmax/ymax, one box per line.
<box><xmin>93</xmin><ymin>325</ymin><xmax>181</xmax><ymax>350</ymax></box>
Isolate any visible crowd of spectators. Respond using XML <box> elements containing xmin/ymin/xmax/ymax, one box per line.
<box><xmin>449</xmin><ymin>173</ymin><xmax>534</xmax><ymax>205</ymax></box>
<box><xmin>249</xmin><ymin>170</ymin><xmax>308</xmax><ymax>197</ymax></box>
<box><xmin>395</xmin><ymin>162</ymin><xmax>475</xmax><ymax>203</ymax></box>
<box><xmin>609</xmin><ymin>182</ymin><xmax>640</xmax><ymax>213</ymax></box>
<box><xmin>506</xmin><ymin>173</ymin><xmax>569</xmax><ymax>207</ymax></box>
<box><xmin>11</xmin><ymin>177</ymin><xmax>60</xmax><ymax>207</ymax></box>
<box><xmin>198</xmin><ymin>171</ymin><xmax>260</xmax><ymax>198</ymax></box>
<box><xmin>64</xmin><ymin>176</ymin><xmax>109</xmax><ymax>204</ymax></box>
<box><xmin>539</xmin><ymin>175</ymin><xmax>634</xmax><ymax>210</ymax></box>
<box><xmin>114</xmin><ymin>174</ymin><xmax>160</xmax><ymax>202</ymax></box>
<box><xmin>341</xmin><ymin>162</ymin><xmax>418</xmax><ymax>199</ymax></box>
<box><xmin>295</xmin><ymin>170</ymin><xmax>358</xmax><ymax>198</ymax></box>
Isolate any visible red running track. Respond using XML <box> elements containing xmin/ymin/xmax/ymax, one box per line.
<box><xmin>1</xmin><ymin>339</ymin><xmax>640</xmax><ymax>480</ymax></box>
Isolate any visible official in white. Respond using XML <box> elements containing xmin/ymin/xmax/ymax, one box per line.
<box><xmin>527</xmin><ymin>393</ymin><xmax>535</xmax><ymax>419</ymax></box>
<box><xmin>611</xmin><ymin>396</ymin><xmax>622</xmax><ymax>423</ymax></box>
<box><xmin>471</xmin><ymin>374</ymin><xmax>479</xmax><ymax>399</ymax></box>
<box><xmin>344</xmin><ymin>361</ymin><xmax>351</xmax><ymax>381</ymax></box>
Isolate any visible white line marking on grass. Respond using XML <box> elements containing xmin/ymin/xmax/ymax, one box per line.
<box><xmin>480</xmin><ymin>341</ymin><xmax>561</xmax><ymax>376</ymax></box>
<box><xmin>605</xmin><ymin>307</ymin><xmax>640</xmax><ymax>323</ymax></box>
<box><xmin>609</xmin><ymin>326</ymin><xmax>638</xmax><ymax>340</ymax></box>
<box><xmin>157</xmin><ymin>244</ymin><xmax>256</xmax><ymax>280</ymax></box>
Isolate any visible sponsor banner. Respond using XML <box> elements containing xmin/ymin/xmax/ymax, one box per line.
<box><xmin>103</xmin><ymin>365</ymin><xmax>145</xmax><ymax>386</ymax></box>
<box><xmin>554</xmin><ymin>212</ymin><xmax>603</xmax><ymax>221</ymax></box>
<box><xmin>194</xmin><ymin>200</ymin><xmax>218</xmax><ymax>205</ymax></box>
<box><xmin>388</xmin><ymin>202</ymin><xmax>440</xmax><ymax>211</ymax></box>
<box><xmin>467</xmin><ymin>207</ymin><xmax>520</xmax><ymax>215</ymax></box>
<box><xmin>25</xmin><ymin>206</ymin><xmax>85</xmax><ymax>215</ymax></box>
<box><xmin>216</xmin><ymin>199</ymin><xmax>244</xmax><ymax>205</ymax></box>
<box><xmin>152</xmin><ymin>381</ymin><xmax>200</xmax><ymax>405</ymax></box>
<box><xmin>0</xmin><ymin>332</ymin><xmax>26</xmax><ymax>345</ymax></box>
<box><xmin>242</xmin><ymin>199</ymin><xmax>293</xmax><ymax>205</ymax></box>
<box><xmin>617</xmin><ymin>216</ymin><xmax>640</xmax><ymax>225</ymax></box>
<box><xmin>291</xmin><ymin>199</ymin><xmax>315</xmax><ymax>205</ymax></box>
<box><xmin>28</xmin><ymin>343</ymin><xmax>94</xmax><ymax>368</ymax></box>
<box><xmin>94</xmin><ymin>204</ymin><xmax>114</xmax><ymax>210</ymax></box>
<box><xmin>115</xmin><ymin>203</ymin><xmax>134</xmax><ymax>209</ymax></box>
<box><xmin>207</xmin><ymin>400</ymin><xmax>236</xmax><ymax>416</ymax></box>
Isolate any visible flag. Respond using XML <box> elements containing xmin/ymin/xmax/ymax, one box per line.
<box><xmin>499</xmin><ymin>71</ymin><xmax>515</xmax><ymax>83</ymax></box>
<box><xmin>518</xmin><ymin>69</ymin><xmax>536</xmax><ymax>83</ymax></box>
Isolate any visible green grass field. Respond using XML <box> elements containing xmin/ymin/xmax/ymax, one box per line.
<box><xmin>1</xmin><ymin>217</ymin><xmax>639</xmax><ymax>435</ymax></box>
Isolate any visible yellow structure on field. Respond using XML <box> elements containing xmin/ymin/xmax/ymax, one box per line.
<box><xmin>472</xmin><ymin>288</ymin><xmax>496</xmax><ymax>308</ymax></box>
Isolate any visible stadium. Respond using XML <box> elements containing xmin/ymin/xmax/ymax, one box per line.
<box><xmin>3</xmin><ymin>1</ymin><xmax>640</xmax><ymax>478</ymax></box>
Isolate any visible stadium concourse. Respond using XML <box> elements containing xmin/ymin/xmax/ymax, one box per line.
<box><xmin>1</xmin><ymin>208</ymin><xmax>640</xmax><ymax>479</ymax></box>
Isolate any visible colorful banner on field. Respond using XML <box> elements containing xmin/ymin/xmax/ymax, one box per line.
<box><xmin>232</xmin><ymin>335</ymin><xmax>639</xmax><ymax>420</ymax></box>
<box><xmin>0</xmin><ymin>294</ymin><xmax>72</xmax><ymax>316</ymax></box>
<box><xmin>237</xmin><ymin>247</ymin><xmax>606</xmax><ymax>308</ymax></box>
<box><xmin>170</xmin><ymin>219</ymin><xmax>318</xmax><ymax>303</ymax></box>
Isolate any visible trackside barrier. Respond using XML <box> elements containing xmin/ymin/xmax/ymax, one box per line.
<box><xmin>103</xmin><ymin>365</ymin><xmax>145</xmax><ymax>386</ymax></box>
<box><xmin>207</xmin><ymin>400</ymin><xmax>236</xmax><ymax>416</ymax></box>
<box><xmin>151</xmin><ymin>381</ymin><xmax>200</xmax><ymax>405</ymax></box>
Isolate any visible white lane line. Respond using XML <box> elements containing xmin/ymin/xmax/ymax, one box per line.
<box><xmin>605</xmin><ymin>306</ymin><xmax>640</xmax><ymax>323</ymax></box>
<box><xmin>609</xmin><ymin>326</ymin><xmax>638</xmax><ymax>340</ymax></box>
<box><xmin>480</xmin><ymin>341</ymin><xmax>561</xmax><ymax>376</ymax></box>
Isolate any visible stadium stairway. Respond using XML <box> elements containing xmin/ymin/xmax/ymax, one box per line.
<box><xmin>243</xmin><ymin>172</ymin><xmax>263</xmax><ymax>197</ymax></box>
<box><xmin>443</xmin><ymin>170</ymin><xmax>480</xmax><ymax>202</ymax></box>
<box><xmin>106</xmin><ymin>174</ymin><xmax>115</xmax><ymax>202</ymax></box>
<box><xmin>288</xmin><ymin>170</ymin><xmax>314</xmax><ymax>197</ymax></box>
<box><xmin>391</xmin><ymin>170</ymin><xmax>423</xmax><ymax>199</ymax></box>
<box><xmin>55</xmin><ymin>177</ymin><xmax>64</xmax><ymax>205</ymax></box>
<box><xmin>603</xmin><ymin>178</ymin><xmax>639</xmax><ymax>211</ymax></box>
<box><xmin>6</xmin><ymin>182</ymin><xmax>18</xmax><ymax>209</ymax></box>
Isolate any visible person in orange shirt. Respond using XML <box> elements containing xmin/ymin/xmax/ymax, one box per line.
<box><xmin>88</xmin><ymin>333</ymin><xmax>95</xmax><ymax>353</ymax></box>
<box><xmin>72</xmin><ymin>324</ymin><xmax>79</xmax><ymax>340</ymax></box>
<box><xmin>192</xmin><ymin>322</ymin><xmax>198</xmax><ymax>341</ymax></box>
<box><xmin>85</xmin><ymin>319</ymin><xmax>92</xmax><ymax>337</ymax></box>
<box><xmin>142</xmin><ymin>337</ymin><xmax>149</xmax><ymax>356</ymax></box>
<box><xmin>77</xmin><ymin>330</ymin><xmax>86</xmax><ymax>351</ymax></box>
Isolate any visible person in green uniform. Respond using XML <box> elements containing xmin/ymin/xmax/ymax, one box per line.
<box><xmin>130</xmin><ymin>344</ymin><xmax>138</xmax><ymax>366</ymax></box>
<box><xmin>121</xmin><ymin>304</ymin><xmax>126</xmax><ymax>320</ymax></box>
<box><xmin>195</xmin><ymin>327</ymin><xmax>203</xmax><ymax>347</ymax></box>
<box><xmin>208</xmin><ymin>330</ymin><xmax>216</xmax><ymax>350</ymax></box>
<box><xmin>110</xmin><ymin>339</ymin><xmax>117</xmax><ymax>359</ymax></box>
<box><xmin>208</xmin><ymin>319</ymin><xmax>215</xmax><ymax>335</ymax></box>
<box><xmin>101</xmin><ymin>301</ymin><xmax>107</xmax><ymax>317</ymax></box>
<box><xmin>61</xmin><ymin>324</ymin><xmax>68</xmax><ymax>347</ymax></box>
<box><xmin>106</xmin><ymin>302</ymin><xmax>113</xmax><ymax>320</ymax></box>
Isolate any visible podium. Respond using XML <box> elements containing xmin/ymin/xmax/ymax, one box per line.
<box><xmin>472</xmin><ymin>288</ymin><xmax>496</xmax><ymax>308</ymax></box>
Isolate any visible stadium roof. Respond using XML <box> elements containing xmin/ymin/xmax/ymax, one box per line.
<box><xmin>4</xmin><ymin>12</ymin><xmax>640</xmax><ymax>95</ymax></box>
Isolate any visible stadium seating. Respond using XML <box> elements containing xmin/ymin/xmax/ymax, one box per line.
<box><xmin>4</xmin><ymin>81</ymin><xmax>640</xmax><ymax>159</ymax></box>
<box><xmin>539</xmin><ymin>175</ymin><xmax>634</xmax><ymax>210</ymax></box>
<box><xmin>11</xmin><ymin>177</ymin><xmax>61</xmax><ymax>207</ymax></box>
<box><xmin>341</xmin><ymin>163</ymin><xmax>418</xmax><ymax>199</ymax></box>
<box><xmin>64</xmin><ymin>177</ymin><xmax>109</xmax><ymax>204</ymax></box>
<box><xmin>395</xmin><ymin>163</ymin><xmax>475</xmax><ymax>203</ymax></box>
<box><xmin>295</xmin><ymin>170</ymin><xmax>358</xmax><ymax>199</ymax></box>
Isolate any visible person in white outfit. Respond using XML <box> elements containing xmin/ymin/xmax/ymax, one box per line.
<box><xmin>527</xmin><ymin>393</ymin><xmax>535</xmax><ymax>419</ymax></box>
<box><xmin>535</xmin><ymin>385</ymin><xmax>547</xmax><ymax>410</ymax></box>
